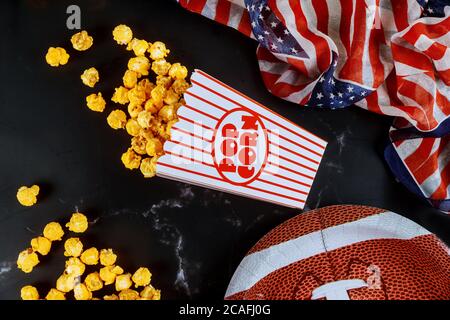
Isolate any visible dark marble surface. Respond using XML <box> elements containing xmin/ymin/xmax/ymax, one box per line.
<box><xmin>0</xmin><ymin>0</ymin><xmax>449</xmax><ymax>300</ymax></box>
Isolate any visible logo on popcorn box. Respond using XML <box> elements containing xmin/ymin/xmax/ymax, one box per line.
<box><xmin>212</xmin><ymin>108</ymin><xmax>268</xmax><ymax>186</ymax></box>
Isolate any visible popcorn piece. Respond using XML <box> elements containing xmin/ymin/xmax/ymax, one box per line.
<box><xmin>151</xmin><ymin>59</ymin><xmax>171</xmax><ymax>76</ymax></box>
<box><xmin>140</xmin><ymin>285</ymin><xmax>161</xmax><ymax>300</ymax></box>
<box><xmin>46</xmin><ymin>288</ymin><xmax>66</xmax><ymax>300</ymax></box>
<box><xmin>113</xmin><ymin>25</ymin><xmax>133</xmax><ymax>45</ymax></box>
<box><xmin>131</xmin><ymin>136</ymin><xmax>147</xmax><ymax>155</ymax></box>
<box><xmin>66</xmin><ymin>212</ymin><xmax>88</xmax><ymax>233</ymax></box>
<box><xmin>115</xmin><ymin>273</ymin><xmax>132</xmax><ymax>291</ymax></box>
<box><xmin>144</xmin><ymin>99</ymin><xmax>159</xmax><ymax>114</ymax></box>
<box><xmin>107</xmin><ymin>110</ymin><xmax>127</xmax><ymax>130</ymax></box>
<box><xmin>99</xmin><ymin>249</ymin><xmax>117</xmax><ymax>266</ymax></box>
<box><xmin>85</xmin><ymin>272</ymin><xmax>103</xmax><ymax>291</ymax></box>
<box><xmin>103</xmin><ymin>294</ymin><xmax>119</xmax><ymax>300</ymax></box>
<box><xmin>128</xmin><ymin>103</ymin><xmax>144</xmax><ymax>119</ymax></box>
<box><xmin>156</xmin><ymin>75</ymin><xmax>173</xmax><ymax>89</ymax></box>
<box><xmin>128</xmin><ymin>56</ymin><xmax>150</xmax><ymax>76</ymax></box>
<box><xmin>16</xmin><ymin>185</ymin><xmax>39</xmax><ymax>207</ymax></box>
<box><xmin>121</xmin><ymin>148</ymin><xmax>141</xmax><ymax>170</ymax></box>
<box><xmin>43</xmin><ymin>222</ymin><xmax>64</xmax><ymax>241</ymax></box>
<box><xmin>150</xmin><ymin>85</ymin><xmax>166</xmax><ymax>108</ymax></box>
<box><xmin>137</xmin><ymin>110</ymin><xmax>153</xmax><ymax>129</ymax></box>
<box><xmin>132</xmin><ymin>267</ymin><xmax>151</xmax><ymax>287</ymax></box>
<box><xmin>164</xmin><ymin>89</ymin><xmax>180</xmax><ymax>105</ymax></box>
<box><xmin>111</xmin><ymin>265</ymin><xmax>124</xmax><ymax>275</ymax></box>
<box><xmin>168</xmin><ymin>63</ymin><xmax>188</xmax><ymax>80</ymax></box>
<box><xmin>86</xmin><ymin>93</ymin><xmax>106</xmax><ymax>112</ymax></box>
<box><xmin>125</xmin><ymin>119</ymin><xmax>141</xmax><ymax>137</ymax></box>
<box><xmin>171</xmin><ymin>79</ymin><xmax>190</xmax><ymax>95</ymax></box>
<box><xmin>158</xmin><ymin>104</ymin><xmax>177</xmax><ymax>122</ymax></box>
<box><xmin>64</xmin><ymin>237</ymin><xmax>83</xmax><ymax>257</ymax></box>
<box><xmin>128</xmin><ymin>85</ymin><xmax>147</xmax><ymax>106</ymax></box>
<box><xmin>71</xmin><ymin>30</ymin><xmax>93</xmax><ymax>51</ymax></box>
<box><xmin>81</xmin><ymin>67</ymin><xmax>100</xmax><ymax>88</ymax></box>
<box><xmin>30</xmin><ymin>236</ymin><xmax>52</xmax><ymax>256</ymax></box>
<box><xmin>21</xmin><ymin>285</ymin><xmax>39</xmax><ymax>300</ymax></box>
<box><xmin>99</xmin><ymin>266</ymin><xmax>119</xmax><ymax>285</ymax></box>
<box><xmin>112</xmin><ymin>86</ymin><xmax>129</xmax><ymax>105</ymax></box>
<box><xmin>74</xmin><ymin>283</ymin><xmax>92</xmax><ymax>300</ymax></box>
<box><xmin>145</xmin><ymin>138</ymin><xmax>163</xmax><ymax>157</ymax></box>
<box><xmin>65</xmin><ymin>257</ymin><xmax>86</xmax><ymax>276</ymax></box>
<box><xmin>127</xmin><ymin>38</ymin><xmax>149</xmax><ymax>56</ymax></box>
<box><xmin>45</xmin><ymin>47</ymin><xmax>70</xmax><ymax>67</ymax></box>
<box><xmin>123</xmin><ymin>70</ymin><xmax>139</xmax><ymax>89</ymax></box>
<box><xmin>119</xmin><ymin>289</ymin><xmax>139</xmax><ymax>300</ymax></box>
<box><xmin>140</xmin><ymin>157</ymin><xmax>158</xmax><ymax>178</ymax></box>
<box><xmin>56</xmin><ymin>273</ymin><xmax>76</xmax><ymax>293</ymax></box>
<box><xmin>148</xmin><ymin>41</ymin><xmax>170</xmax><ymax>60</ymax></box>
<box><xmin>80</xmin><ymin>247</ymin><xmax>99</xmax><ymax>265</ymax></box>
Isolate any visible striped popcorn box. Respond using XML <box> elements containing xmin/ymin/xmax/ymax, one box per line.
<box><xmin>156</xmin><ymin>70</ymin><xmax>327</xmax><ymax>209</ymax></box>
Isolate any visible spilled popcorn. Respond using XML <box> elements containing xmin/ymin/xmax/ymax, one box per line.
<box><xmin>17</xmin><ymin>212</ymin><xmax>161</xmax><ymax>300</ymax></box>
<box><xmin>46</xmin><ymin>24</ymin><xmax>190</xmax><ymax>179</ymax></box>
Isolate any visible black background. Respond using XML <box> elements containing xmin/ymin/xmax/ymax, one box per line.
<box><xmin>0</xmin><ymin>0</ymin><xmax>448</xmax><ymax>300</ymax></box>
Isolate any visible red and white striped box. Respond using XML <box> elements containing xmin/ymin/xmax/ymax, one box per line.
<box><xmin>156</xmin><ymin>70</ymin><xmax>327</xmax><ymax>209</ymax></box>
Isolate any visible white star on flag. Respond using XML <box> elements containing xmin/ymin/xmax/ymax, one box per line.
<box><xmin>316</xmin><ymin>92</ymin><xmax>323</xmax><ymax>99</ymax></box>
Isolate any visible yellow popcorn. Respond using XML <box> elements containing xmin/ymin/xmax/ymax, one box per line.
<box><xmin>85</xmin><ymin>272</ymin><xmax>103</xmax><ymax>291</ymax></box>
<box><xmin>16</xmin><ymin>185</ymin><xmax>39</xmax><ymax>207</ymax></box>
<box><xmin>64</xmin><ymin>237</ymin><xmax>83</xmax><ymax>257</ymax></box>
<box><xmin>151</xmin><ymin>59</ymin><xmax>171</xmax><ymax>76</ymax></box>
<box><xmin>107</xmin><ymin>110</ymin><xmax>127</xmax><ymax>130</ymax></box>
<box><xmin>56</xmin><ymin>273</ymin><xmax>76</xmax><ymax>293</ymax></box>
<box><xmin>131</xmin><ymin>135</ymin><xmax>148</xmax><ymax>155</ymax></box>
<box><xmin>74</xmin><ymin>283</ymin><xmax>92</xmax><ymax>300</ymax></box>
<box><xmin>46</xmin><ymin>288</ymin><xmax>66</xmax><ymax>300</ymax></box>
<box><xmin>146</xmin><ymin>138</ymin><xmax>163</xmax><ymax>157</ymax></box>
<box><xmin>127</xmin><ymin>38</ymin><xmax>149</xmax><ymax>56</ymax></box>
<box><xmin>137</xmin><ymin>110</ymin><xmax>153</xmax><ymax>129</ymax></box>
<box><xmin>128</xmin><ymin>103</ymin><xmax>144</xmax><ymax>119</ymax></box>
<box><xmin>65</xmin><ymin>257</ymin><xmax>86</xmax><ymax>276</ymax></box>
<box><xmin>148</xmin><ymin>41</ymin><xmax>170</xmax><ymax>60</ymax></box>
<box><xmin>71</xmin><ymin>30</ymin><xmax>93</xmax><ymax>51</ymax></box>
<box><xmin>103</xmin><ymin>294</ymin><xmax>119</xmax><ymax>300</ymax></box>
<box><xmin>123</xmin><ymin>70</ymin><xmax>139</xmax><ymax>89</ymax></box>
<box><xmin>150</xmin><ymin>85</ymin><xmax>166</xmax><ymax>108</ymax></box>
<box><xmin>164</xmin><ymin>89</ymin><xmax>180</xmax><ymax>105</ymax></box>
<box><xmin>45</xmin><ymin>47</ymin><xmax>70</xmax><ymax>67</ymax></box>
<box><xmin>121</xmin><ymin>148</ymin><xmax>141</xmax><ymax>170</ymax></box>
<box><xmin>140</xmin><ymin>157</ymin><xmax>158</xmax><ymax>178</ymax></box>
<box><xmin>169</xmin><ymin>63</ymin><xmax>188</xmax><ymax>80</ymax></box>
<box><xmin>81</xmin><ymin>67</ymin><xmax>100</xmax><ymax>88</ymax></box>
<box><xmin>140</xmin><ymin>285</ymin><xmax>161</xmax><ymax>300</ymax></box>
<box><xmin>80</xmin><ymin>247</ymin><xmax>99</xmax><ymax>265</ymax></box>
<box><xmin>115</xmin><ymin>273</ymin><xmax>132</xmax><ymax>291</ymax></box>
<box><xmin>144</xmin><ymin>99</ymin><xmax>159</xmax><ymax>114</ymax></box>
<box><xmin>43</xmin><ymin>222</ymin><xmax>64</xmax><ymax>241</ymax></box>
<box><xmin>128</xmin><ymin>85</ymin><xmax>147</xmax><ymax>106</ymax></box>
<box><xmin>99</xmin><ymin>266</ymin><xmax>119</xmax><ymax>285</ymax></box>
<box><xmin>86</xmin><ymin>93</ymin><xmax>106</xmax><ymax>112</ymax></box>
<box><xmin>172</xmin><ymin>79</ymin><xmax>190</xmax><ymax>95</ymax></box>
<box><xmin>30</xmin><ymin>236</ymin><xmax>52</xmax><ymax>256</ymax></box>
<box><xmin>128</xmin><ymin>56</ymin><xmax>151</xmax><ymax>76</ymax></box>
<box><xmin>119</xmin><ymin>289</ymin><xmax>139</xmax><ymax>300</ymax></box>
<box><xmin>158</xmin><ymin>104</ymin><xmax>177</xmax><ymax>122</ymax></box>
<box><xmin>66</xmin><ymin>212</ymin><xmax>88</xmax><ymax>233</ymax></box>
<box><xmin>132</xmin><ymin>267</ymin><xmax>152</xmax><ymax>287</ymax></box>
<box><xmin>21</xmin><ymin>285</ymin><xmax>39</xmax><ymax>300</ymax></box>
<box><xmin>140</xmin><ymin>128</ymin><xmax>155</xmax><ymax>141</ymax></box>
<box><xmin>99</xmin><ymin>249</ymin><xmax>117</xmax><ymax>266</ymax></box>
<box><xmin>125</xmin><ymin>119</ymin><xmax>141</xmax><ymax>137</ymax></box>
<box><xmin>113</xmin><ymin>24</ymin><xmax>133</xmax><ymax>45</ymax></box>
<box><xmin>156</xmin><ymin>75</ymin><xmax>173</xmax><ymax>89</ymax></box>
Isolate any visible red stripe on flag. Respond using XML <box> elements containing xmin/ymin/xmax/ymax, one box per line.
<box><xmin>186</xmin><ymin>0</ymin><xmax>208</xmax><ymax>13</ymax></box>
<box><xmin>311</xmin><ymin>0</ymin><xmax>329</xmax><ymax>34</ymax></box>
<box><xmin>391</xmin><ymin>0</ymin><xmax>410</xmax><ymax>32</ymax></box>
<box><xmin>215</xmin><ymin>0</ymin><xmax>231</xmax><ymax>25</ymax></box>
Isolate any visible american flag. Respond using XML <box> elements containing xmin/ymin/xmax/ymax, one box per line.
<box><xmin>178</xmin><ymin>0</ymin><xmax>450</xmax><ymax>214</ymax></box>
